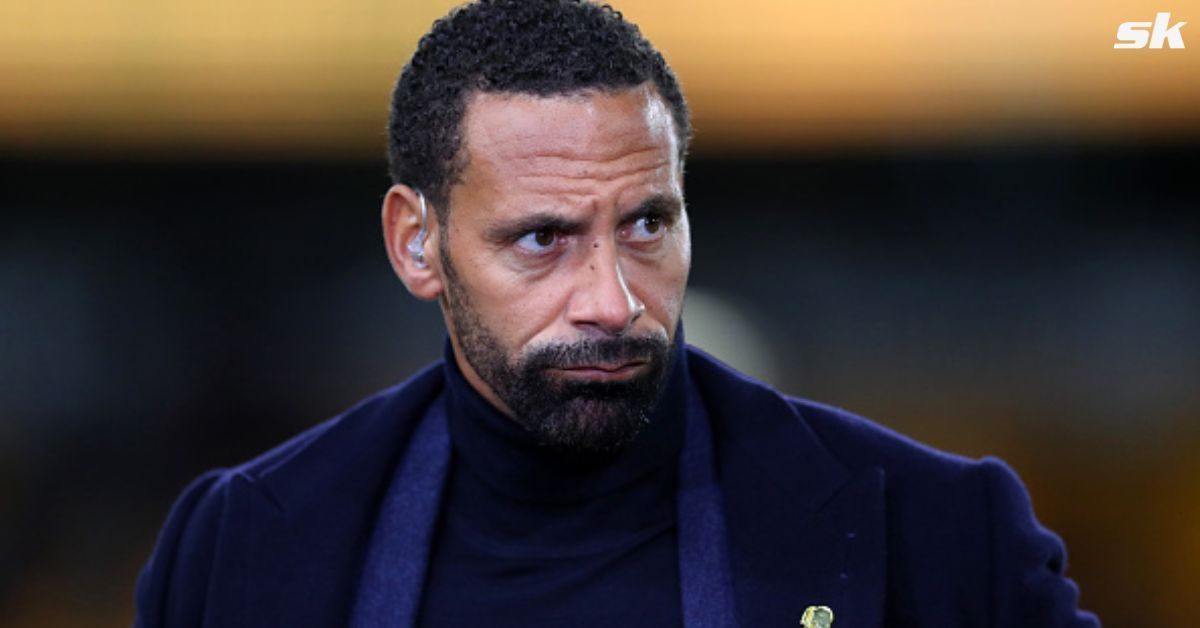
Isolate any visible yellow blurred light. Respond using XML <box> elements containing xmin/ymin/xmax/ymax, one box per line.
<box><xmin>1</xmin><ymin>0</ymin><xmax>1196</xmax><ymax>155</ymax></box>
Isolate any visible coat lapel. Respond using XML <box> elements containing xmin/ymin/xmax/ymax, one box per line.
<box><xmin>349</xmin><ymin>395</ymin><xmax>451</xmax><ymax>627</ymax></box>
<box><xmin>688</xmin><ymin>348</ymin><xmax>887</xmax><ymax>627</ymax></box>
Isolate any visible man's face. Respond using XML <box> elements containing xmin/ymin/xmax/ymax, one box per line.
<box><xmin>437</xmin><ymin>83</ymin><xmax>691</xmax><ymax>454</ymax></box>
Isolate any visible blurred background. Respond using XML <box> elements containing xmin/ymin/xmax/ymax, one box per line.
<box><xmin>2</xmin><ymin>0</ymin><xmax>1197</xmax><ymax>625</ymax></box>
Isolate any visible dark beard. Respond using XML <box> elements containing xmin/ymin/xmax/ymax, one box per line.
<box><xmin>441</xmin><ymin>253</ymin><xmax>672</xmax><ymax>455</ymax></box>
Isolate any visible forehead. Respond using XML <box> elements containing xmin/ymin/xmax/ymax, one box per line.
<box><xmin>458</xmin><ymin>84</ymin><xmax>680</xmax><ymax>187</ymax></box>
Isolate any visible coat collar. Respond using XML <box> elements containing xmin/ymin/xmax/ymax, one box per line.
<box><xmin>687</xmin><ymin>346</ymin><xmax>851</xmax><ymax>511</ymax></box>
<box><xmin>688</xmin><ymin>347</ymin><xmax>887</xmax><ymax>627</ymax></box>
<box><xmin>202</xmin><ymin>363</ymin><xmax>448</xmax><ymax>626</ymax></box>
<box><xmin>253</xmin><ymin>361</ymin><xmax>446</xmax><ymax>515</ymax></box>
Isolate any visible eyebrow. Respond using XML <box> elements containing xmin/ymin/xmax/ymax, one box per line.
<box><xmin>483</xmin><ymin>194</ymin><xmax>684</xmax><ymax>244</ymax></box>
<box><xmin>484</xmin><ymin>212</ymin><xmax>587</xmax><ymax>244</ymax></box>
<box><xmin>620</xmin><ymin>194</ymin><xmax>683</xmax><ymax>224</ymax></box>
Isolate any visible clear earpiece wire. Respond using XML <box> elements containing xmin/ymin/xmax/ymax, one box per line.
<box><xmin>407</xmin><ymin>190</ymin><xmax>430</xmax><ymax>268</ymax></box>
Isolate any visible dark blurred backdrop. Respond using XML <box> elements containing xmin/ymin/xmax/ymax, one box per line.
<box><xmin>2</xmin><ymin>0</ymin><xmax>1199</xmax><ymax>625</ymax></box>
<box><xmin>3</xmin><ymin>143</ymin><xmax>1198</xmax><ymax>626</ymax></box>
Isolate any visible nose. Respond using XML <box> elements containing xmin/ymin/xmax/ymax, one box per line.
<box><xmin>567</xmin><ymin>238</ymin><xmax>645</xmax><ymax>335</ymax></box>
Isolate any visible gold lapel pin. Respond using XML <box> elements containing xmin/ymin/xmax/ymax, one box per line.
<box><xmin>800</xmin><ymin>605</ymin><xmax>834</xmax><ymax>628</ymax></box>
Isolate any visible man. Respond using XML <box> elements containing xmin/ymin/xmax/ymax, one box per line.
<box><xmin>136</xmin><ymin>1</ymin><xmax>1099</xmax><ymax>626</ymax></box>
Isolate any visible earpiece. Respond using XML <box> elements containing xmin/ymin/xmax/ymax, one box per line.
<box><xmin>407</xmin><ymin>190</ymin><xmax>430</xmax><ymax>269</ymax></box>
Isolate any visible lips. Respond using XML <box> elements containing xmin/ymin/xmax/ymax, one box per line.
<box><xmin>563</xmin><ymin>361</ymin><xmax>646</xmax><ymax>372</ymax></box>
<box><xmin>552</xmin><ymin>360</ymin><xmax>648</xmax><ymax>381</ymax></box>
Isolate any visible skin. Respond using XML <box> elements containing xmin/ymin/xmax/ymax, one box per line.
<box><xmin>383</xmin><ymin>82</ymin><xmax>691</xmax><ymax>422</ymax></box>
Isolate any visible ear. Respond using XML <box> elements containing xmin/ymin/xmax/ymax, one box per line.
<box><xmin>382</xmin><ymin>184</ymin><xmax>444</xmax><ymax>301</ymax></box>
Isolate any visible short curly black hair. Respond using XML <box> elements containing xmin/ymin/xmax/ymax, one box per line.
<box><xmin>387</xmin><ymin>0</ymin><xmax>691</xmax><ymax>223</ymax></box>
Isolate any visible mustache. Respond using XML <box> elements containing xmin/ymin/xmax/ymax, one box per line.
<box><xmin>522</xmin><ymin>334</ymin><xmax>670</xmax><ymax>371</ymax></box>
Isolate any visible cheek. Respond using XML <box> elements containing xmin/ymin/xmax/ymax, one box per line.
<box><xmin>478</xmin><ymin>275</ymin><xmax>570</xmax><ymax>346</ymax></box>
<box><xmin>678</xmin><ymin>221</ymin><xmax>693</xmax><ymax>272</ymax></box>
<box><xmin>633</xmin><ymin>246</ymin><xmax>691</xmax><ymax>325</ymax></box>
<box><xmin>659</xmin><ymin>266</ymin><xmax>690</xmax><ymax>323</ymax></box>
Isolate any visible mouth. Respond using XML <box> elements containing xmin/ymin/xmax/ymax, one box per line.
<box><xmin>551</xmin><ymin>360</ymin><xmax>649</xmax><ymax>382</ymax></box>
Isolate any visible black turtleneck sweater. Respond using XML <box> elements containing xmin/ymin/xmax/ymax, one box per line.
<box><xmin>415</xmin><ymin>340</ymin><xmax>687</xmax><ymax>627</ymax></box>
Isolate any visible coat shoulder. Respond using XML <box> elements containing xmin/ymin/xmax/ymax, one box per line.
<box><xmin>686</xmin><ymin>345</ymin><xmax>980</xmax><ymax>481</ymax></box>
<box><xmin>786</xmin><ymin>395</ymin><xmax>981</xmax><ymax>481</ymax></box>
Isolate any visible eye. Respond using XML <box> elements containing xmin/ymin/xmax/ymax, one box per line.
<box><xmin>515</xmin><ymin>228</ymin><xmax>559</xmax><ymax>254</ymax></box>
<box><xmin>627</xmin><ymin>214</ymin><xmax>665</xmax><ymax>242</ymax></box>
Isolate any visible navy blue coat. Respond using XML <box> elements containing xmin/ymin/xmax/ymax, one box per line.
<box><xmin>135</xmin><ymin>347</ymin><xmax>1098</xmax><ymax>626</ymax></box>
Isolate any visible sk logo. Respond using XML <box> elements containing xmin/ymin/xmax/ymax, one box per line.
<box><xmin>1114</xmin><ymin>12</ymin><xmax>1187</xmax><ymax>49</ymax></box>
